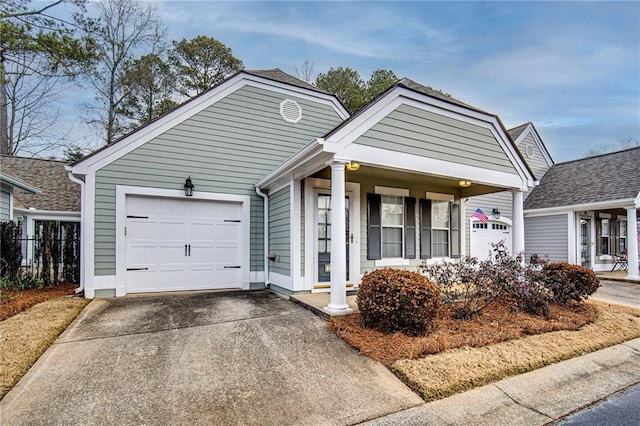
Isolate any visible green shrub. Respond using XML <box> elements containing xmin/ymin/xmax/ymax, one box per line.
<box><xmin>542</xmin><ymin>262</ymin><xmax>600</xmax><ymax>305</ymax></box>
<box><xmin>357</xmin><ymin>268</ymin><xmax>441</xmax><ymax>336</ymax></box>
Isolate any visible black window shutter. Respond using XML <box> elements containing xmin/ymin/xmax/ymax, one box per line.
<box><xmin>404</xmin><ymin>197</ymin><xmax>416</xmax><ymax>259</ymax></box>
<box><xmin>419</xmin><ymin>199</ymin><xmax>432</xmax><ymax>259</ymax></box>
<box><xmin>450</xmin><ymin>203</ymin><xmax>460</xmax><ymax>258</ymax></box>
<box><xmin>367</xmin><ymin>193</ymin><xmax>382</xmax><ymax>260</ymax></box>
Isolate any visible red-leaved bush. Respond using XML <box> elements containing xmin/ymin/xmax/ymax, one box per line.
<box><xmin>357</xmin><ymin>268</ymin><xmax>441</xmax><ymax>336</ymax></box>
<box><xmin>542</xmin><ymin>262</ymin><xmax>601</xmax><ymax>305</ymax></box>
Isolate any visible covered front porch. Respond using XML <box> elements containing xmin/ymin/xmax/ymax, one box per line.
<box><xmin>256</xmin><ymin>79</ymin><xmax>535</xmax><ymax>314</ymax></box>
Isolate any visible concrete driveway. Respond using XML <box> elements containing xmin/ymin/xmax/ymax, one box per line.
<box><xmin>1</xmin><ymin>290</ymin><xmax>422</xmax><ymax>425</ymax></box>
<box><xmin>591</xmin><ymin>279</ymin><xmax>640</xmax><ymax>309</ymax></box>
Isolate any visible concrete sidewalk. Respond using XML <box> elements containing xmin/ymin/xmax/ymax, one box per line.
<box><xmin>362</xmin><ymin>337</ymin><xmax>640</xmax><ymax>425</ymax></box>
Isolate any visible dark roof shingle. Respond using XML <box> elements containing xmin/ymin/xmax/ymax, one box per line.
<box><xmin>245</xmin><ymin>68</ymin><xmax>327</xmax><ymax>94</ymax></box>
<box><xmin>507</xmin><ymin>122</ymin><xmax>530</xmax><ymax>141</ymax></box>
<box><xmin>524</xmin><ymin>147</ymin><xmax>640</xmax><ymax>210</ymax></box>
<box><xmin>0</xmin><ymin>156</ymin><xmax>80</xmax><ymax>212</ymax></box>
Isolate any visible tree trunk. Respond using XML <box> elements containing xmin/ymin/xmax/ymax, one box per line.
<box><xmin>0</xmin><ymin>55</ymin><xmax>10</xmax><ymax>155</ymax></box>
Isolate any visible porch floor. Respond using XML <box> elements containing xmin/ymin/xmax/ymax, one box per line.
<box><xmin>290</xmin><ymin>293</ymin><xmax>358</xmax><ymax>321</ymax></box>
<box><xmin>597</xmin><ymin>271</ymin><xmax>640</xmax><ymax>283</ymax></box>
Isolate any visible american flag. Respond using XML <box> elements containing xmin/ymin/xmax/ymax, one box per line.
<box><xmin>471</xmin><ymin>208</ymin><xmax>489</xmax><ymax>224</ymax></box>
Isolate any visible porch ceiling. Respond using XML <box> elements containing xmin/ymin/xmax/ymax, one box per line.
<box><xmin>310</xmin><ymin>165</ymin><xmax>510</xmax><ymax>198</ymax></box>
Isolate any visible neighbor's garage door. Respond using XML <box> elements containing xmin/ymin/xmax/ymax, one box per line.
<box><xmin>470</xmin><ymin>221</ymin><xmax>511</xmax><ymax>261</ymax></box>
<box><xmin>125</xmin><ymin>196</ymin><xmax>243</xmax><ymax>293</ymax></box>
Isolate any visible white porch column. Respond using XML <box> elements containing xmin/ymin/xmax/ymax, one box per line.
<box><xmin>324</xmin><ymin>160</ymin><xmax>353</xmax><ymax>315</ymax></box>
<box><xmin>512</xmin><ymin>189</ymin><xmax>525</xmax><ymax>258</ymax></box>
<box><xmin>627</xmin><ymin>207</ymin><xmax>639</xmax><ymax>280</ymax></box>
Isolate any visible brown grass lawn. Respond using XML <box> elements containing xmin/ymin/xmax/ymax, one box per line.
<box><xmin>330</xmin><ymin>301</ymin><xmax>640</xmax><ymax>401</ymax></box>
<box><xmin>0</xmin><ymin>297</ymin><xmax>89</xmax><ymax>399</ymax></box>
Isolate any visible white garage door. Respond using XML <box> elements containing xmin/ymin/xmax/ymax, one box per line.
<box><xmin>470</xmin><ymin>221</ymin><xmax>511</xmax><ymax>261</ymax></box>
<box><xmin>126</xmin><ymin>196</ymin><xmax>243</xmax><ymax>293</ymax></box>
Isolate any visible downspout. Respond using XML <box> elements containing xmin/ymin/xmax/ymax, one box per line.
<box><xmin>255</xmin><ymin>186</ymin><xmax>270</xmax><ymax>288</ymax></box>
<box><xmin>67</xmin><ymin>172</ymin><xmax>85</xmax><ymax>295</ymax></box>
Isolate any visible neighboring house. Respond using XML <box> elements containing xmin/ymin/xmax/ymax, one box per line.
<box><xmin>0</xmin><ymin>156</ymin><xmax>81</xmax><ymax>265</ymax></box>
<box><xmin>523</xmin><ymin>147</ymin><xmax>640</xmax><ymax>280</ymax></box>
<box><xmin>465</xmin><ymin>122</ymin><xmax>554</xmax><ymax>260</ymax></box>
<box><xmin>68</xmin><ymin>69</ymin><xmax>535</xmax><ymax>310</ymax></box>
<box><xmin>0</xmin><ymin>172</ymin><xmax>40</xmax><ymax>222</ymax></box>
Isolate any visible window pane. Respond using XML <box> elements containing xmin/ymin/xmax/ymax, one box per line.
<box><xmin>601</xmin><ymin>218</ymin><xmax>610</xmax><ymax>236</ymax></box>
<box><xmin>620</xmin><ymin>220</ymin><xmax>627</xmax><ymax>236</ymax></box>
<box><xmin>432</xmin><ymin>229</ymin><xmax>449</xmax><ymax>257</ymax></box>
<box><xmin>382</xmin><ymin>227</ymin><xmax>402</xmax><ymax>258</ymax></box>
<box><xmin>432</xmin><ymin>201</ymin><xmax>450</xmax><ymax>228</ymax></box>
<box><xmin>381</xmin><ymin>195</ymin><xmax>403</xmax><ymax>226</ymax></box>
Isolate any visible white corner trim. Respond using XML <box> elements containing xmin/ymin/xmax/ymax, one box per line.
<box><xmin>524</xmin><ymin>198</ymin><xmax>637</xmax><ymax>217</ymax></box>
<box><xmin>567</xmin><ymin>212</ymin><xmax>576</xmax><ymax>265</ymax></box>
<box><xmin>290</xmin><ymin>178</ymin><xmax>303</xmax><ymax>291</ymax></box>
<box><xmin>375</xmin><ymin>186</ymin><xmax>410</xmax><ymax>197</ymax></box>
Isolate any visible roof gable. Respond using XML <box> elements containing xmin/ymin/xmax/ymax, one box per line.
<box><xmin>70</xmin><ymin>71</ymin><xmax>348</xmax><ymax>174</ymax></box>
<box><xmin>524</xmin><ymin>147</ymin><xmax>640</xmax><ymax>210</ymax></box>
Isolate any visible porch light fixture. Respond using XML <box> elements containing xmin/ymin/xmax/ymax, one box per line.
<box><xmin>492</xmin><ymin>208</ymin><xmax>501</xmax><ymax>219</ymax></box>
<box><xmin>184</xmin><ymin>176</ymin><xmax>195</xmax><ymax>196</ymax></box>
<box><xmin>346</xmin><ymin>162</ymin><xmax>360</xmax><ymax>171</ymax></box>
<box><xmin>458</xmin><ymin>180</ymin><xmax>472</xmax><ymax>188</ymax></box>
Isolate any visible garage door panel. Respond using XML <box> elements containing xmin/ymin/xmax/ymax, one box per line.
<box><xmin>190</xmin><ymin>222</ymin><xmax>215</xmax><ymax>241</ymax></box>
<box><xmin>216</xmin><ymin>202</ymin><xmax>242</xmax><ymax>220</ymax></box>
<box><xmin>126</xmin><ymin>195</ymin><xmax>244</xmax><ymax>294</ymax></box>
<box><xmin>217</xmin><ymin>223</ymin><xmax>241</xmax><ymax>242</ymax></box>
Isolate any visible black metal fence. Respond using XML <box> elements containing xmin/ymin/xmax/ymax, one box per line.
<box><xmin>1</xmin><ymin>221</ymin><xmax>80</xmax><ymax>286</ymax></box>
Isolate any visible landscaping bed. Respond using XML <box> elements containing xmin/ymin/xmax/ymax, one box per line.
<box><xmin>330</xmin><ymin>299</ymin><xmax>597</xmax><ymax>367</ymax></box>
<box><xmin>330</xmin><ymin>301</ymin><xmax>640</xmax><ymax>401</ymax></box>
<box><xmin>0</xmin><ymin>284</ymin><xmax>78</xmax><ymax>321</ymax></box>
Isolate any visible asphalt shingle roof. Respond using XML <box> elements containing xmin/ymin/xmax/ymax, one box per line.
<box><xmin>507</xmin><ymin>122</ymin><xmax>530</xmax><ymax>142</ymax></box>
<box><xmin>245</xmin><ymin>68</ymin><xmax>328</xmax><ymax>94</ymax></box>
<box><xmin>524</xmin><ymin>147</ymin><xmax>640</xmax><ymax>210</ymax></box>
<box><xmin>0</xmin><ymin>155</ymin><xmax>80</xmax><ymax>212</ymax></box>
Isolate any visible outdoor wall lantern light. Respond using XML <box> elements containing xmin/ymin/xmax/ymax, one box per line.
<box><xmin>346</xmin><ymin>161</ymin><xmax>360</xmax><ymax>171</ymax></box>
<box><xmin>184</xmin><ymin>176</ymin><xmax>195</xmax><ymax>196</ymax></box>
<box><xmin>492</xmin><ymin>208</ymin><xmax>501</xmax><ymax>219</ymax></box>
<box><xmin>458</xmin><ymin>180</ymin><xmax>472</xmax><ymax>188</ymax></box>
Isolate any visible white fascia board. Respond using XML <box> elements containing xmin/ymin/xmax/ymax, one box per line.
<box><xmin>524</xmin><ymin>198</ymin><xmax>637</xmax><ymax>217</ymax></box>
<box><xmin>324</xmin><ymin>87</ymin><xmax>533</xmax><ymax>188</ymax></box>
<box><xmin>0</xmin><ymin>173</ymin><xmax>41</xmax><ymax>194</ymax></box>
<box><xmin>337</xmin><ymin>143</ymin><xmax>525</xmax><ymax>189</ymax></box>
<box><xmin>70</xmin><ymin>73</ymin><xmax>347</xmax><ymax>175</ymax></box>
<box><xmin>255</xmin><ymin>138</ymin><xmax>325</xmax><ymax>189</ymax></box>
<box><xmin>635</xmin><ymin>191</ymin><xmax>640</xmax><ymax>208</ymax></box>
<box><xmin>15</xmin><ymin>209</ymin><xmax>81</xmax><ymax>219</ymax></box>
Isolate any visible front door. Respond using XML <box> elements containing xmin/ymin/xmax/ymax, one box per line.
<box><xmin>315</xmin><ymin>191</ymin><xmax>352</xmax><ymax>284</ymax></box>
<box><xmin>580</xmin><ymin>218</ymin><xmax>591</xmax><ymax>268</ymax></box>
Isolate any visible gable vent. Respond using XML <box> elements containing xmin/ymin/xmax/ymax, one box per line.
<box><xmin>280</xmin><ymin>99</ymin><xmax>302</xmax><ymax>124</ymax></box>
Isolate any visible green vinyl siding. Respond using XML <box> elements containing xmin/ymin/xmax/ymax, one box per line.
<box><xmin>524</xmin><ymin>214</ymin><xmax>569</xmax><ymax>263</ymax></box>
<box><xmin>1</xmin><ymin>184</ymin><xmax>12</xmax><ymax>221</ymax></box>
<box><xmin>517</xmin><ymin>133</ymin><xmax>551</xmax><ymax>179</ymax></box>
<box><xmin>93</xmin><ymin>84</ymin><xmax>342</xmax><ymax>276</ymax></box>
<box><xmin>354</xmin><ymin>104</ymin><xmax>518</xmax><ymax>175</ymax></box>
<box><xmin>269</xmin><ymin>185</ymin><xmax>291</xmax><ymax>276</ymax></box>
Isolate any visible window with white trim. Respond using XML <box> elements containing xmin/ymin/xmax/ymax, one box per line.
<box><xmin>431</xmin><ymin>201</ymin><xmax>450</xmax><ymax>257</ymax></box>
<box><xmin>381</xmin><ymin>195</ymin><xmax>403</xmax><ymax>258</ymax></box>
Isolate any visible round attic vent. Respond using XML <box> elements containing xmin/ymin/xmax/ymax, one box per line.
<box><xmin>280</xmin><ymin>99</ymin><xmax>302</xmax><ymax>123</ymax></box>
<box><xmin>525</xmin><ymin>144</ymin><xmax>535</xmax><ymax>158</ymax></box>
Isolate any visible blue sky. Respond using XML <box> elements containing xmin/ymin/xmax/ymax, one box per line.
<box><xmin>54</xmin><ymin>1</ymin><xmax>639</xmax><ymax>162</ymax></box>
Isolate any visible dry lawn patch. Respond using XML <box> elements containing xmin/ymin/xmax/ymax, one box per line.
<box><xmin>330</xmin><ymin>300</ymin><xmax>597</xmax><ymax>367</ymax></box>
<box><xmin>394</xmin><ymin>301</ymin><xmax>640</xmax><ymax>401</ymax></box>
<box><xmin>0</xmin><ymin>297</ymin><xmax>89</xmax><ymax>399</ymax></box>
<box><xmin>0</xmin><ymin>284</ymin><xmax>78</xmax><ymax>321</ymax></box>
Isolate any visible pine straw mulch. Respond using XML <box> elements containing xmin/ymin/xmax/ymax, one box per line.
<box><xmin>329</xmin><ymin>300</ymin><xmax>598</xmax><ymax>368</ymax></box>
<box><xmin>393</xmin><ymin>301</ymin><xmax>640</xmax><ymax>401</ymax></box>
<box><xmin>0</xmin><ymin>284</ymin><xmax>78</xmax><ymax>321</ymax></box>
